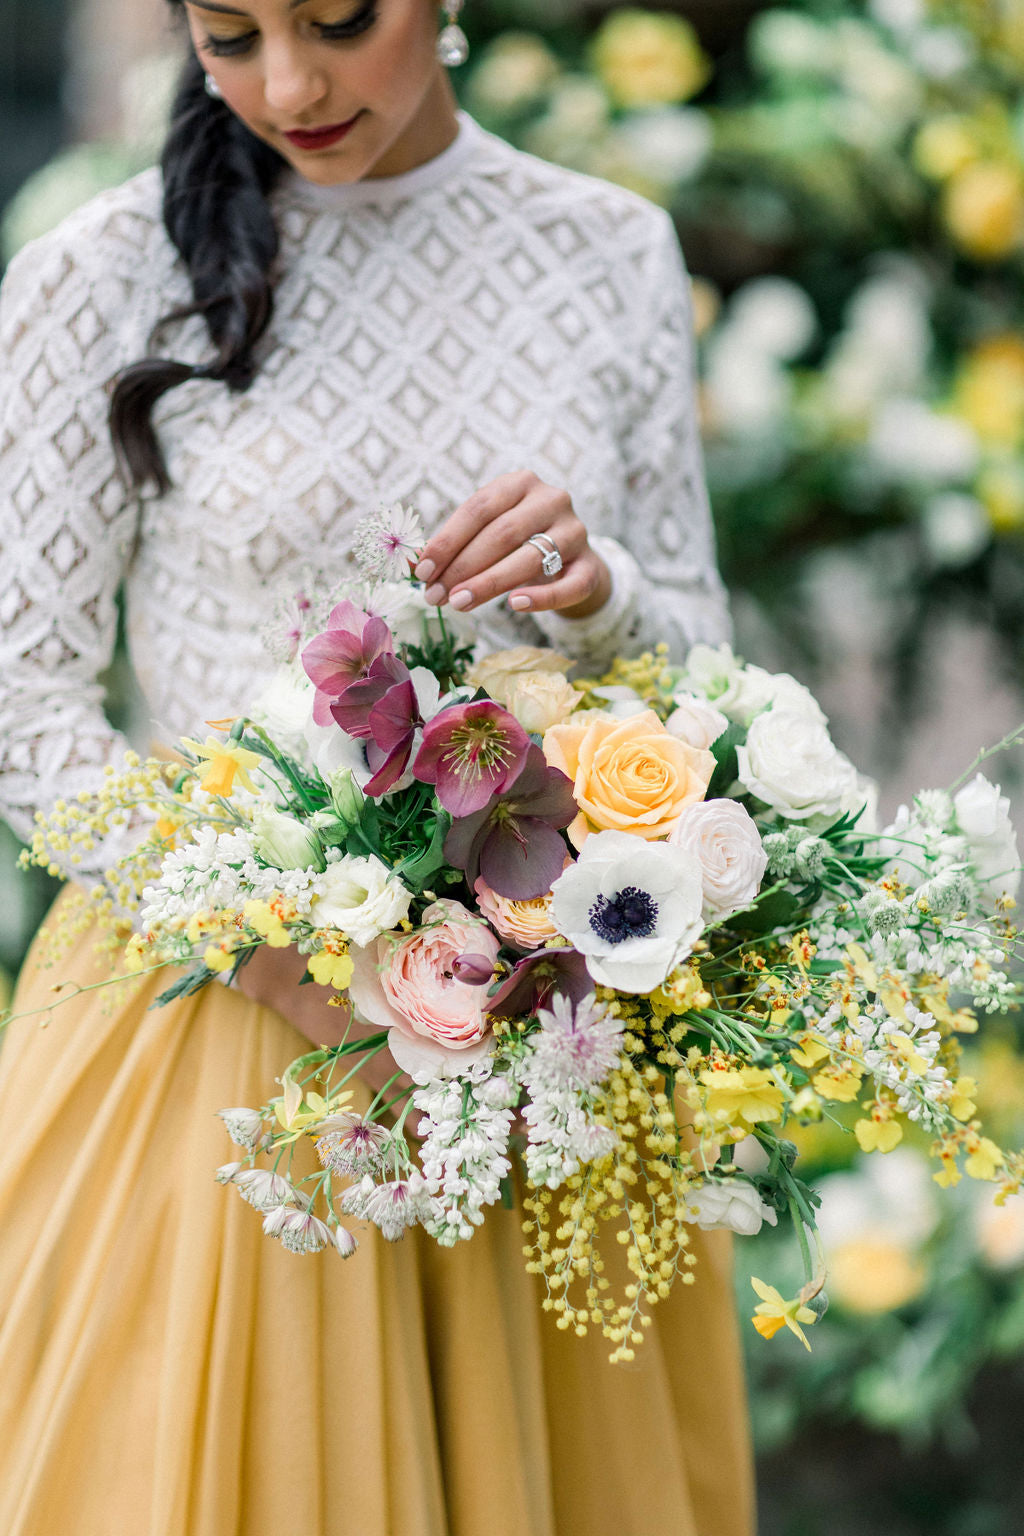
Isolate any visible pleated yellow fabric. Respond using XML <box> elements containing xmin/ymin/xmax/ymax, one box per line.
<box><xmin>0</xmin><ymin>892</ymin><xmax>755</xmax><ymax>1536</ymax></box>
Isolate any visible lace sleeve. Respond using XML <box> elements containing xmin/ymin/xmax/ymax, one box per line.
<box><xmin>534</xmin><ymin>210</ymin><xmax>731</xmax><ymax>671</ymax></box>
<box><xmin>0</xmin><ymin>227</ymin><xmax>143</xmax><ymax>875</ymax></box>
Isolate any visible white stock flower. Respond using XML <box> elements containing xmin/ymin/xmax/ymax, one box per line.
<box><xmin>685</xmin><ymin>1180</ymin><xmax>778</xmax><ymax>1236</ymax></box>
<box><xmin>669</xmin><ymin>799</ymin><xmax>768</xmax><ymax>919</ymax></box>
<box><xmin>310</xmin><ymin>854</ymin><xmax>412</xmax><ymax>946</ymax></box>
<box><xmin>664</xmin><ymin>692</ymin><xmax>729</xmax><ymax>750</ymax></box>
<box><xmin>953</xmin><ymin>774</ymin><xmax>1021</xmax><ymax>901</ymax></box>
<box><xmin>550</xmin><ymin>830</ymin><xmax>705</xmax><ymax>992</ymax></box>
<box><xmin>737</xmin><ymin>708</ymin><xmax>859</xmax><ymax>823</ymax></box>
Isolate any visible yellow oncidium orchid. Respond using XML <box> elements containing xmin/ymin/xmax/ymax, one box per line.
<box><xmin>243</xmin><ymin>899</ymin><xmax>291</xmax><ymax>948</ymax></box>
<box><xmin>812</xmin><ymin>1062</ymin><xmax>864</xmax><ymax>1103</ymax></box>
<box><xmin>204</xmin><ymin>943</ymin><xmax>236</xmax><ymax>974</ymax></box>
<box><xmin>273</xmin><ymin>1077</ymin><xmax>354</xmax><ymax>1144</ymax></box>
<box><xmin>890</xmin><ymin>1032</ymin><xmax>931</xmax><ymax>1077</ymax></box>
<box><xmin>307</xmin><ymin>950</ymin><xmax>355</xmax><ymax>990</ymax></box>
<box><xmin>965</xmin><ymin>1136</ymin><xmax>1004</xmax><ymax>1182</ymax></box>
<box><xmin>181</xmin><ymin>736</ymin><xmax>261</xmax><ymax>798</ymax></box>
<box><xmin>950</xmin><ymin>1077</ymin><xmax>979</xmax><ymax>1122</ymax></box>
<box><xmin>790</xmin><ymin>1033</ymin><xmax>830</xmax><ymax>1070</ymax></box>
<box><xmin>750</xmin><ymin>1277</ymin><xmax>817</xmax><ymax>1350</ymax></box>
<box><xmin>855</xmin><ymin>1114</ymin><xmax>903</xmax><ymax>1154</ymax></box>
<box><xmin>700</xmin><ymin>1066</ymin><xmax>783</xmax><ymax>1130</ymax></box>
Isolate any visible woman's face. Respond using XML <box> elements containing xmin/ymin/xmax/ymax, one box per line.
<box><xmin>182</xmin><ymin>0</ymin><xmax>458</xmax><ymax>184</ymax></box>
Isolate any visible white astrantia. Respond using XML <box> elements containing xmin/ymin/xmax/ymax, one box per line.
<box><xmin>314</xmin><ymin>1112</ymin><xmax>389</xmax><ymax>1177</ymax></box>
<box><xmin>736</xmin><ymin>708</ymin><xmax>860</xmax><ymax>823</ymax></box>
<box><xmin>414</xmin><ymin>1073</ymin><xmax>516</xmax><ymax>1245</ymax></box>
<box><xmin>232</xmin><ymin>1168</ymin><xmax>302</xmax><ymax>1213</ymax></box>
<box><xmin>669</xmin><ymin>799</ymin><xmax>768</xmax><ymax>920</ymax></box>
<box><xmin>217</xmin><ymin>1108</ymin><xmax>269</xmax><ymax>1153</ymax></box>
<box><xmin>263</xmin><ymin>1206</ymin><xmax>336</xmax><ymax>1254</ymax></box>
<box><xmin>340</xmin><ymin>1171</ymin><xmax>442</xmax><ymax>1242</ymax></box>
<box><xmin>214</xmin><ymin>1161</ymin><xmax>243</xmax><ymax>1185</ymax></box>
<box><xmin>684</xmin><ymin>1180</ymin><xmax>779</xmax><ymax>1237</ymax></box>
<box><xmin>309</xmin><ymin>853</ymin><xmax>412</xmax><ymax>947</ymax></box>
<box><xmin>351</xmin><ymin>502</ymin><xmax>425</xmax><ymax>582</ymax></box>
<box><xmin>515</xmin><ymin>993</ymin><xmax>624</xmax><ymax>1189</ymax></box>
<box><xmin>550</xmin><ymin>830</ymin><xmax>705</xmax><ymax>992</ymax></box>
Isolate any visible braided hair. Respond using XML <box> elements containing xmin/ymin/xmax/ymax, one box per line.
<box><xmin>109</xmin><ymin>41</ymin><xmax>286</xmax><ymax>491</ymax></box>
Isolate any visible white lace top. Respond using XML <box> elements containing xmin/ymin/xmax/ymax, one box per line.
<box><xmin>0</xmin><ymin>112</ymin><xmax>729</xmax><ymax>873</ymax></box>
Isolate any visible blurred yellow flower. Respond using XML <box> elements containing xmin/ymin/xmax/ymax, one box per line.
<box><xmin>813</xmin><ymin>1062</ymin><xmax>864</xmax><ymax>1103</ymax></box>
<box><xmin>828</xmin><ymin>1238</ymin><xmax>925</xmax><ymax>1314</ymax></box>
<box><xmin>950</xmin><ymin>1075</ymin><xmax>979</xmax><ymax>1122</ymax></box>
<box><xmin>243</xmin><ymin>898</ymin><xmax>291</xmax><ymax>948</ymax></box>
<box><xmin>943</xmin><ymin>160</ymin><xmax>1024</xmax><ymax>261</ymax></box>
<box><xmin>953</xmin><ymin>336</ymin><xmax>1024</xmax><ymax>448</ymax></box>
<box><xmin>855</xmin><ymin>1115</ymin><xmax>903</xmax><ymax>1153</ymax></box>
<box><xmin>965</xmin><ymin>1136</ymin><xmax>1004</xmax><ymax>1181</ymax></box>
<box><xmin>591</xmin><ymin>10</ymin><xmax>710</xmax><ymax>109</ymax></box>
<box><xmin>750</xmin><ymin>1277</ymin><xmax>817</xmax><ymax>1349</ymax></box>
<box><xmin>181</xmin><ymin>735</ymin><xmax>261</xmax><ymax>797</ymax></box>
<box><xmin>913</xmin><ymin>115</ymin><xmax>979</xmax><ymax>182</ymax></box>
<box><xmin>977</xmin><ymin>460</ymin><xmax>1024</xmax><ymax>532</ymax></box>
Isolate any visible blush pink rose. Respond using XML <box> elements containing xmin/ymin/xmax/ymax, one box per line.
<box><xmin>348</xmin><ymin>899</ymin><xmax>501</xmax><ymax>1076</ymax></box>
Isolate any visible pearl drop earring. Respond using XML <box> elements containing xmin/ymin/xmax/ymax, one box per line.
<box><xmin>204</xmin><ymin>73</ymin><xmax>224</xmax><ymax>99</ymax></box>
<box><xmin>436</xmin><ymin>0</ymin><xmax>469</xmax><ymax>66</ymax></box>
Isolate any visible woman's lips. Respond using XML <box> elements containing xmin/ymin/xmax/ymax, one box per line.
<box><xmin>284</xmin><ymin>114</ymin><xmax>362</xmax><ymax>151</ymax></box>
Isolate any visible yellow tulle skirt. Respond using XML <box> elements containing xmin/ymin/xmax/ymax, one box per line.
<box><xmin>0</xmin><ymin>891</ymin><xmax>754</xmax><ymax>1536</ymax></box>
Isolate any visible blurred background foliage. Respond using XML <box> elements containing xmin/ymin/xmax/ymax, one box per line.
<box><xmin>2</xmin><ymin>1</ymin><xmax>1024</xmax><ymax>1531</ymax></box>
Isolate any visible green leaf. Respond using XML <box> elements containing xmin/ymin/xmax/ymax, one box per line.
<box><xmin>150</xmin><ymin>964</ymin><xmax>216</xmax><ymax>1009</ymax></box>
<box><xmin>726</xmin><ymin>887</ymin><xmax>802</xmax><ymax>934</ymax></box>
<box><xmin>706</xmin><ymin>722</ymin><xmax>746</xmax><ymax>798</ymax></box>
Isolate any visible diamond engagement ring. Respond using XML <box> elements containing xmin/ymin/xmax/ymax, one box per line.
<box><xmin>526</xmin><ymin>532</ymin><xmax>563</xmax><ymax>578</ymax></box>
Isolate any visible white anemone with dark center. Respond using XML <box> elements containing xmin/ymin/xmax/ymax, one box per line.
<box><xmin>550</xmin><ymin>829</ymin><xmax>706</xmax><ymax>993</ymax></box>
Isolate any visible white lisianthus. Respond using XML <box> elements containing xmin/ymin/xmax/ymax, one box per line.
<box><xmin>550</xmin><ymin>829</ymin><xmax>705</xmax><ymax>992</ymax></box>
<box><xmin>669</xmin><ymin>799</ymin><xmax>767</xmax><ymax>919</ymax></box>
<box><xmin>665</xmin><ymin>692</ymin><xmax>729</xmax><ymax>750</ymax></box>
<box><xmin>252</xmin><ymin>804</ymin><xmax>325</xmax><ymax>872</ymax></box>
<box><xmin>685</xmin><ymin>1180</ymin><xmax>778</xmax><ymax>1236</ymax></box>
<box><xmin>737</xmin><ymin>708</ymin><xmax>859</xmax><ymax>823</ymax></box>
<box><xmin>953</xmin><ymin>774</ymin><xmax>1021</xmax><ymax>901</ymax></box>
<box><xmin>310</xmin><ymin>854</ymin><xmax>412</xmax><ymax>946</ymax></box>
<box><xmin>678</xmin><ymin>645</ymin><xmax>825</xmax><ymax>727</ymax></box>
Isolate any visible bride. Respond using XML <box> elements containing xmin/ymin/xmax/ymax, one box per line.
<box><xmin>0</xmin><ymin>1</ymin><xmax>753</xmax><ymax>1531</ymax></box>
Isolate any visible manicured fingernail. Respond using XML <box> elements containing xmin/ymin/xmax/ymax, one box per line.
<box><xmin>508</xmin><ymin>594</ymin><xmax>532</xmax><ymax>611</ymax></box>
<box><xmin>414</xmin><ymin>559</ymin><xmax>435</xmax><ymax>582</ymax></box>
<box><xmin>424</xmin><ymin>583</ymin><xmax>446</xmax><ymax>606</ymax></box>
<box><xmin>449</xmin><ymin>589</ymin><xmax>473</xmax><ymax>610</ymax></box>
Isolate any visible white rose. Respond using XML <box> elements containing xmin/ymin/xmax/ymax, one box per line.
<box><xmin>685</xmin><ymin>1180</ymin><xmax>778</xmax><ymax>1237</ymax></box>
<box><xmin>953</xmin><ymin>774</ymin><xmax>1021</xmax><ymax>900</ymax></box>
<box><xmin>505</xmin><ymin>671</ymin><xmax>583</xmax><ymax>733</ymax></box>
<box><xmin>680</xmin><ymin>645</ymin><xmax>825</xmax><ymax>727</ymax></box>
<box><xmin>588</xmin><ymin>685</ymin><xmax>648</xmax><ymax>720</ymax></box>
<box><xmin>737</xmin><ymin>709</ymin><xmax>859</xmax><ymax>822</ymax></box>
<box><xmin>665</xmin><ymin>693</ymin><xmax>729</xmax><ymax>751</ymax></box>
<box><xmin>669</xmin><ymin>799</ymin><xmax>767</xmax><ymax>919</ymax></box>
<box><xmin>310</xmin><ymin>855</ymin><xmax>412</xmax><ymax>947</ymax></box>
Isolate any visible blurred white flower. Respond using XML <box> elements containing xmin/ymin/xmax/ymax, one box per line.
<box><xmin>868</xmin><ymin>399</ymin><xmax>979</xmax><ymax>484</ymax></box>
<box><xmin>468</xmin><ymin>32</ymin><xmax>560</xmax><ymax>114</ymax></box>
<box><xmin>737</xmin><ymin>709</ymin><xmax>859</xmax><ymax>823</ymax></box>
<box><xmin>953</xmin><ymin>774</ymin><xmax>1021</xmax><ymax>902</ymax></box>
<box><xmin>749</xmin><ymin>11</ymin><xmax>835</xmax><ymax>78</ymax></box>
<box><xmin>910</xmin><ymin>27</ymin><xmax>976</xmax><ymax>81</ymax></box>
<box><xmin>868</xmin><ymin>0</ymin><xmax>926</xmax><ymax>31</ymax></box>
<box><xmin>609</xmin><ymin>106</ymin><xmax>712</xmax><ymax>186</ymax></box>
<box><xmin>704</xmin><ymin>336</ymin><xmax>792</xmax><ymax>436</ymax></box>
<box><xmin>922</xmin><ymin>493</ymin><xmax>991</xmax><ymax>568</ymax></box>
<box><xmin>727</xmin><ymin>277</ymin><xmax>818</xmax><ymax>362</ymax></box>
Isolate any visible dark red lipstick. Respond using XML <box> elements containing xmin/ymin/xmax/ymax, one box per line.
<box><xmin>284</xmin><ymin>113</ymin><xmax>362</xmax><ymax>151</ymax></box>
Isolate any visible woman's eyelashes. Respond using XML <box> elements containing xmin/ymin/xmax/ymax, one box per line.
<box><xmin>202</xmin><ymin>2</ymin><xmax>378</xmax><ymax>55</ymax></box>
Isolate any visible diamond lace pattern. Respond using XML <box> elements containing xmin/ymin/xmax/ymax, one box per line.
<box><xmin>0</xmin><ymin>120</ymin><xmax>729</xmax><ymax>872</ymax></box>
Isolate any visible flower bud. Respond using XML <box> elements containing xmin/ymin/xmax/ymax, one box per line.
<box><xmin>253</xmin><ymin>805</ymin><xmax>325</xmax><ymax>872</ymax></box>
<box><xmin>328</xmin><ymin>767</ymin><xmax>364</xmax><ymax>827</ymax></box>
<box><xmin>451</xmin><ymin>951</ymin><xmax>496</xmax><ymax>986</ymax></box>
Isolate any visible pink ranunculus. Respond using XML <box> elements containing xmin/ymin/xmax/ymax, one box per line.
<box><xmin>348</xmin><ymin>900</ymin><xmax>501</xmax><ymax>1076</ymax></box>
<box><xmin>301</xmin><ymin>600</ymin><xmax>395</xmax><ymax>727</ymax></box>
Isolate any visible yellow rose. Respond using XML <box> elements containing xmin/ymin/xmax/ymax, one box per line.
<box><xmin>591</xmin><ymin>10</ymin><xmax>711</xmax><ymax>109</ymax></box>
<box><xmin>504</xmin><ymin>671</ymin><xmax>582</xmax><ymax>734</ymax></box>
<box><xmin>465</xmin><ymin>646</ymin><xmax>574</xmax><ymax>704</ymax></box>
<box><xmin>543</xmin><ymin>708</ymin><xmax>713</xmax><ymax>848</ymax></box>
<box><xmin>943</xmin><ymin>160</ymin><xmax>1024</xmax><ymax>261</ymax></box>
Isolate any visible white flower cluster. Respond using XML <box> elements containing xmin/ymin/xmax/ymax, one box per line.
<box><xmin>141</xmin><ymin>824</ymin><xmax>255</xmax><ymax>925</ymax></box>
<box><xmin>516</xmin><ymin>994</ymin><xmax>623</xmax><ymax>1189</ymax></box>
<box><xmin>810</xmin><ymin>994</ymin><xmax>950</xmax><ymax>1129</ymax></box>
<box><xmin>413</xmin><ymin>1072</ymin><xmax>517</xmax><ymax>1245</ymax></box>
<box><xmin>340</xmin><ymin>1171</ymin><xmax>442</xmax><ymax>1242</ymax></box>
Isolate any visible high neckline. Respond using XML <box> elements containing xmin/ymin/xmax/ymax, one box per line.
<box><xmin>280</xmin><ymin>111</ymin><xmax>482</xmax><ymax>209</ymax></box>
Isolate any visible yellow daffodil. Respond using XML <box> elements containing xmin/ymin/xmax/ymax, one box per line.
<box><xmin>750</xmin><ymin>1277</ymin><xmax>817</xmax><ymax>1350</ymax></box>
<box><xmin>700</xmin><ymin>1066</ymin><xmax>783</xmax><ymax>1129</ymax></box>
<box><xmin>181</xmin><ymin>735</ymin><xmax>262</xmax><ymax>798</ymax></box>
<box><xmin>307</xmin><ymin>950</ymin><xmax>354</xmax><ymax>990</ymax></box>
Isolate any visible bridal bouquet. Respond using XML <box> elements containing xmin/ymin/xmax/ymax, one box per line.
<box><xmin>20</xmin><ymin>507</ymin><xmax>1024</xmax><ymax>1360</ymax></box>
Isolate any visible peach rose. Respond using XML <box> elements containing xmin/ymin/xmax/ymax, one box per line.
<box><xmin>543</xmin><ymin>709</ymin><xmax>713</xmax><ymax>848</ymax></box>
<box><xmin>465</xmin><ymin>646</ymin><xmax>574</xmax><ymax>704</ymax></box>
<box><xmin>474</xmin><ymin>872</ymin><xmax>563</xmax><ymax>949</ymax></box>
<box><xmin>348</xmin><ymin>900</ymin><xmax>500</xmax><ymax>1075</ymax></box>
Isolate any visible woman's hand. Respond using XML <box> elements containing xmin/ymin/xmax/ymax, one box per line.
<box><xmin>413</xmin><ymin>471</ymin><xmax>612</xmax><ymax>619</ymax></box>
<box><xmin>234</xmin><ymin>944</ymin><xmax>414</xmax><ymax>1101</ymax></box>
